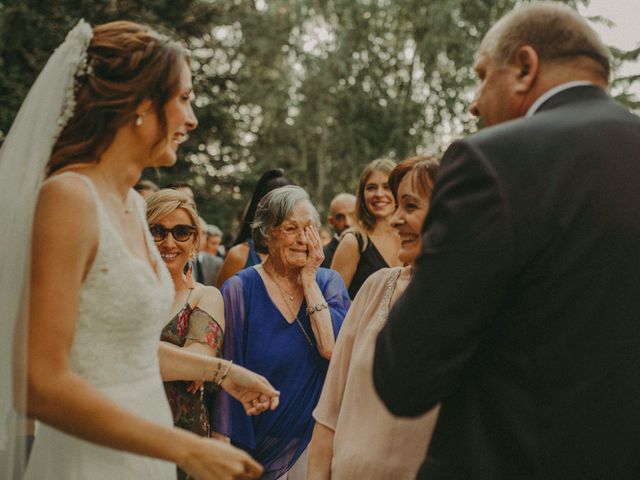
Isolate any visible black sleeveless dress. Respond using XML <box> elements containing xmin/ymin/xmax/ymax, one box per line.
<box><xmin>347</xmin><ymin>231</ymin><xmax>389</xmax><ymax>299</ymax></box>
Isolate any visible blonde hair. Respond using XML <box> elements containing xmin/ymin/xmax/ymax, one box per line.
<box><xmin>145</xmin><ymin>189</ymin><xmax>200</xmax><ymax>256</ymax></box>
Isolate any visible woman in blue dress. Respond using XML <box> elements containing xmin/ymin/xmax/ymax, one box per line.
<box><xmin>213</xmin><ymin>186</ymin><xmax>350</xmax><ymax>479</ymax></box>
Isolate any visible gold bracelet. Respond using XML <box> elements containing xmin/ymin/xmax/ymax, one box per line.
<box><xmin>204</xmin><ymin>357</ymin><xmax>222</xmax><ymax>383</ymax></box>
<box><xmin>217</xmin><ymin>360</ymin><xmax>233</xmax><ymax>386</ymax></box>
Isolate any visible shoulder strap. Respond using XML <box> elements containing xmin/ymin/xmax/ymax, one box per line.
<box><xmin>185</xmin><ymin>287</ymin><xmax>195</xmax><ymax>308</ymax></box>
<box><xmin>46</xmin><ymin>172</ymin><xmax>107</xmax><ymax>222</ymax></box>
<box><xmin>50</xmin><ymin>171</ymin><xmax>101</xmax><ymax>203</ymax></box>
<box><xmin>342</xmin><ymin>229</ymin><xmax>365</xmax><ymax>253</ymax></box>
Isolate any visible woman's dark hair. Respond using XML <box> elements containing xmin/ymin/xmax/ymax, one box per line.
<box><xmin>232</xmin><ymin>169</ymin><xmax>292</xmax><ymax>246</ymax></box>
<box><xmin>48</xmin><ymin>21</ymin><xmax>189</xmax><ymax>174</ymax></box>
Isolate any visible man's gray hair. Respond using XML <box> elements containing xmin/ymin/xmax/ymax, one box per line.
<box><xmin>206</xmin><ymin>224</ymin><xmax>223</xmax><ymax>237</ymax></box>
<box><xmin>483</xmin><ymin>2</ymin><xmax>610</xmax><ymax>81</ymax></box>
<box><xmin>252</xmin><ymin>185</ymin><xmax>320</xmax><ymax>254</ymax></box>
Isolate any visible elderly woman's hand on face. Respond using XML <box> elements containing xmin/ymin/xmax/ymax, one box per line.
<box><xmin>300</xmin><ymin>225</ymin><xmax>325</xmax><ymax>287</ymax></box>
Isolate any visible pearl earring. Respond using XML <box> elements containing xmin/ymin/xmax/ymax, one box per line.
<box><xmin>135</xmin><ymin>115</ymin><xmax>143</xmax><ymax>126</ymax></box>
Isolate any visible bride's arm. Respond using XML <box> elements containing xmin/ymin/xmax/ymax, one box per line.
<box><xmin>158</xmin><ymin>344</ymin><xmax>279</xmax><ymax>415</ymax></box>
<box><xmin>25</xmin><ymin>179</ymin><xmax>262</xmax><ymax>479</ymax></box>
<box><xmin>159</xmin><ymin>285</ymin><xmax>279</xmax><ymax>414</ymax></box>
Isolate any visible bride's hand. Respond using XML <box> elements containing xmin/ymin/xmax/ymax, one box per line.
<box><xmin>221</xmin><ymin>363</ymin><xmax>280</xmax><ymax>415</ymax></box>
<box><xmin>181</xmin><ymin>437</ymin><xmax>262</xmax><ymax>479</ymax></box>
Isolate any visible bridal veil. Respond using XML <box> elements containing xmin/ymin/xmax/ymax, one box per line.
<box><xmin>0</xmin><ymin>20</ymin><xmax>93</xmax><ymax>478</ymax></box>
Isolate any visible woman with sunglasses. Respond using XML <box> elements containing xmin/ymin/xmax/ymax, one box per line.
<box><xmin>146</xmin><ymin>189</ymin><xmax>229</xmax><ymax>479</ymax></box>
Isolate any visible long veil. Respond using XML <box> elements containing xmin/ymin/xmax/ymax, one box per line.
<box><xmin>0</xmin><ymin>20</ymin><xmax>93</xmax><ymax>478</ymax></box>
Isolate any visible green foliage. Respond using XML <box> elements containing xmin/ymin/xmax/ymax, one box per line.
<box><xmin>1</xmin><ymin>0</ymin><xmax>638</xmax><ymax>237</ymax></box>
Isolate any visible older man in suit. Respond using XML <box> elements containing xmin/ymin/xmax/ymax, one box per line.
<box><xmin>374</xmin><ymin>3</ymin><xmax>640</xmax><ymax>479</ymax></box>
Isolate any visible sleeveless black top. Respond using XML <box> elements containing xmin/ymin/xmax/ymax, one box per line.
<box><xmin>347</xmin><ymin>231</ymin><xmax>389</xmax><ymax>299</ymax></box>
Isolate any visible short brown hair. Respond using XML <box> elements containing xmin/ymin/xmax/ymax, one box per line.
<box><xmin>388</xmin><ymin>156</ymin><xmax>440</xmax><ymax>203</ymax></box>
<box><xmin>48</xmin><ymin>21</ymin><xmax>189</xmax><ymax>174</ymax></box>
<box><xmin>145</xmin><ymin>189</ymin><xmax>200</xmax><ymax>255</ymax></box>
<box><xmin>484</xmin><ymin>2</ymin><xmax>610</xmax><ymax>81</ymax></box>
<box><xmin>354</xmin><ymin>158</ymin><xmax>396</xmax><ymax>232</ymax></box>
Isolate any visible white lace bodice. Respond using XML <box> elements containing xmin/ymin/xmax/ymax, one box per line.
<box><xmin>62</xmin><ymin>173</ymin><xmax>174</xmax><ymax>386</ymax></box>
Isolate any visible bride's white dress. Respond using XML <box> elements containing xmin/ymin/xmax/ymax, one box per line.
<box><xmin>25</xmin><ymin>173</ymin><xmax>177</xmax><ymax>479</ymax></box>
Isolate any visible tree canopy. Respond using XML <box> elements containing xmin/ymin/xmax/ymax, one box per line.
<box><xmin>1</xmin><ymin>0</ymin><xmax>637</xmax><ymax>236</ymax></box>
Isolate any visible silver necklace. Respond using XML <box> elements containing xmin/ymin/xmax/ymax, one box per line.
<box><xmin>262</xmin><ymin>266</ymin><xmax>313</xmax><ymax>348</ymax></box>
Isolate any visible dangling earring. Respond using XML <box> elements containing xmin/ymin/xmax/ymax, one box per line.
<box><xmin>135</xmin><ymin>115</ymin><xmax>143</xmax><ymax>126</ymax></box>
<box><xmin>185</xmin><ymin>255</ymin><xmax>197</xmax><ymax>288</ymax></box>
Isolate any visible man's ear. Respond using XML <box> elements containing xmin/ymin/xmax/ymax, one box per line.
<box><xmin>513</xmin><ymin>46</ymin><xmax>538</xmax><ymax>93</ymax></box>
<box><xmin>327</xmin><ymin>216</ymin><xmax>335</xmax><ymax>227</ymax></box>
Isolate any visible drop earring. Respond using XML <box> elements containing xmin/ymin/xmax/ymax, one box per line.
<box><xmin>135</xmin><ymin>115</ymin><xmax>143</xmax><ymax>126</ymax></box>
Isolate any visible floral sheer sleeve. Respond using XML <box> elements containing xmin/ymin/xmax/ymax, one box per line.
<box><xmin>185</xmin><ymin>308</ymin><xmax>223</xmax><ymax>357</ymax></box>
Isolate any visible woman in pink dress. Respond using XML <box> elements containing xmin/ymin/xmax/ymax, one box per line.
<box><xmin>308</xmin><ymin>156</ymin><xmax>441</xmax><ymax>480</ymax></box>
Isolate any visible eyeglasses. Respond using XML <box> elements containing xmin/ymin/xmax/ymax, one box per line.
<box><xmin>333</xmin><ymin>213</ymin><xmax>351</xmax><ymax>222</ymax></box>
<box><xmin>149</xmin><ymin>224</ymin><xmax>196</xmax><ymax>242</ymax></box>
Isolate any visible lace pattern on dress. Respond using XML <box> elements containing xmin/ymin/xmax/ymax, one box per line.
<box><xmin>375</xmin><ymin>268</ymin><xmax>402</xmax><ymax>327</ymax></box>
<box><xmin>58</xmin><ymin>172</ymin><xmax>174</xmax><ymax>387</ymax></box>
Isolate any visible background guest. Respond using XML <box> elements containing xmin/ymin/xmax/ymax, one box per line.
<box><xmin>205</xmin><ymin>224</ymin><xmax>225</xmax><ymax>258</ymax></box>
<box><xmin>146</xmin><ymin>189</ymin><xmax>226</xmax><ymax>480</ymax></box>
<box><xmin>134</xmin><ymin>179</ymin><xmax>159</xmax><ymax>198</ymax></box>
<box><xmin>192</xmin><ymin>216</ymin><xmax>223</xmax><ymax>286</ymax></box>
<box><xmin>331</xmin><ymin>159</ymin><xmax>401</xmax><ymax>298</ymax></box>
<box><xmin>215</xmin><ymin>169</ymin><xmax>292</xmax><ymax>287</ymax></box>
<box><xmin>213</xmin><ymin>185</ymin><xmax>350</xmax><ymax>480</ymax></box>
<box><xmin>308</xmin><ymin>156</ymin><xmax>440</xmax><ymax>480</ymax></box>
<box><xmin>321</xmin><ymin>193</ymin><xmax>356</xmax><ymax>268</ymax></box>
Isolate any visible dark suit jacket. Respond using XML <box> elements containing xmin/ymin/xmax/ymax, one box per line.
<box><xmin>373</xmin><ymin>86</ymin><xmax>640</xmax><ymax>479</ymax></box>
<box><xmin>322</xmin><ymin>235</ymin><xmax>339</xmax><ymax>268</ymax></box>
<box><xmin>194</xmin><ymin>252</ymin><xmax>223</xmax><ymax>286</ymax></box>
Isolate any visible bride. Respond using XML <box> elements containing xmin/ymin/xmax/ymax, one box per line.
<box><xmin>0</xmin><ymin>20</ymin><xmax>278</xmax><ymax>480</ymax></box>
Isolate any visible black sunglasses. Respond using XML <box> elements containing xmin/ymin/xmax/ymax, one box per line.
<box><xmin>149</xmin><ymin>224</ymin><xmax>196</xmax><ymax>242</ymax></box>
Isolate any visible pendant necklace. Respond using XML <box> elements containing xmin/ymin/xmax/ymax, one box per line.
<box><xmin>264</xmin><ymin>265</ymin><xmax>297</xmax><ymax>301</ymax></box>
<box><xmin>262</xmin><ymin>265</ymin><xmax>313</xmax><ymax>347</ymax></box>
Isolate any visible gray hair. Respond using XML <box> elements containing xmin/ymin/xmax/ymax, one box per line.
<box><xmin>252</xmin><ymin>185</ymin><xmax>320</xmax><ymax>254</ymax></box>
<box><xmin>482</xmin><ymin>2</ymin><xmax>610</xmax><ymax>81</ymax></box>
<box><xmin>206</xmin><ymin>224</ymin><xmax>223</xmax><ymax>237</ymax></box>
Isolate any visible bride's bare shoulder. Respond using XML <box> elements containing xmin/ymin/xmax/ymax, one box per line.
<box><xmin>35</xmin><ymin>173</ymin><xmax>99</xmax><ymax>240</ymax></box>
<box><xmin>39</xmin><ymin>173</ymin><xmax>96</xmax><ymax>212</ymax></box>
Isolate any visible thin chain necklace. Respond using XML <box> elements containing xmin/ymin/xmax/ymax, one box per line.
<box><xmin>97</xmin><ymin>168</ymin><xmax>132</xmax><ymax>214</ymax></box>
<box><xmin>262</xmin><ymin>266</ymin><xmax>313</xmax><ymax>348</ymax></box>
<box><xmin>263</xmin><ymin>264</ymin><xmax>297</xmax><ymax>301</ymax></box>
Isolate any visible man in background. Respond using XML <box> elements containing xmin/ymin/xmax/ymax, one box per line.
<box><xmin>321</xmin><ymin>193</ymin><xmax>356</xmax><ymax>268</ymax></box>
<box><xmin>133</xmin><ymin>179</ymin><xmax>158</xmax><ymax>199</ymax></box>
<box><xmin>193</xmin><ymin>217</ymin><xmax>223</xmax><ymax>286</ymax></box>
<box><xmin>205</xmin><ymin>224</ymin><xmax>225</xmax><ymax>258</ymax></box>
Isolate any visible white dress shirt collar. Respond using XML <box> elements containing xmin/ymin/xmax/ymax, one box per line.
<box><xmin>526</xmin><ymin>81</ymin><xmax>594</xmax><ymax>117</ymax></box>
